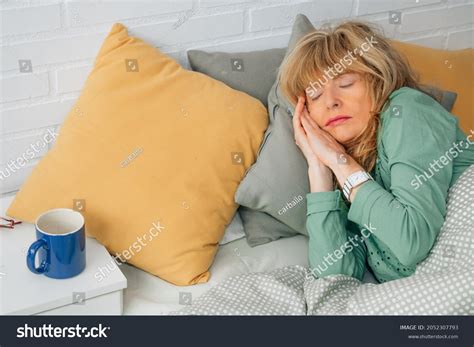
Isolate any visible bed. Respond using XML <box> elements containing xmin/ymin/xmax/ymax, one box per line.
<box><xmin>123</xmin><ymin>165</ymin><xmax>473</xmax><ymax>315</ymax></box>
<box><xmin>121</xmin><ymin>233</ymin><xmax>379</xmax><ymax>315</ymax></box>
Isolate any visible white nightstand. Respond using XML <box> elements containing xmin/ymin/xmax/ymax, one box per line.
<box><xmin>0</xmin><ymin>194</ymin><xmax>127</xmax><ymax>315</ymax></box>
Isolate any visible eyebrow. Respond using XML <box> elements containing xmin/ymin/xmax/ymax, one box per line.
<box><xmin>335</xmin><ymin>72</ymin><xmax>357</xmax><ymax>80</ymax></box>
<box><xmin>307</xmin><ymin>73</ymin><xmax>357</xmax><ymax>94</ymax></box>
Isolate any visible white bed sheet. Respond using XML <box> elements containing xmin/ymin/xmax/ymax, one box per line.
<box><xmin>122</xmin><ymin>234</ymin><xmax>378</xmax><ymax>315</ymax></box>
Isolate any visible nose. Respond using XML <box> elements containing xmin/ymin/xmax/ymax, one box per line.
<box><xmin>324</xmin><ymin>85</ymin><xmax>342</xmax><ymax>110</ymax></box>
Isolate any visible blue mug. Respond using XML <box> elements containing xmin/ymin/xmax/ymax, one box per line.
<box><xmin>27</xmin><ymin>208</ymin><xmax>86</xmax><ymax>279</ymax></box>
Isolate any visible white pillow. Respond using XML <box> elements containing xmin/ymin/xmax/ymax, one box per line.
<box><xmin>219</xmin><ymin>211</ymin><xmax>245</xmax><ymax>245</ymax></box>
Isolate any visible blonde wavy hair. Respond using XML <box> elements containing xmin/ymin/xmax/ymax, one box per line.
<box><xmin>278</xmin><ymin>20</ymin><xmax>438</xmax><ymax>176</ymax></box>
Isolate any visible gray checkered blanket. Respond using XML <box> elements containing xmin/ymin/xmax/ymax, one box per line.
<box><xmin>173</xmin><ymin>166</ymin><xmax>474</xmax><ymax>315</ymax></box>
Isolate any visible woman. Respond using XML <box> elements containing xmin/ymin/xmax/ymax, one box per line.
<box><xmin>277</xmin><ymin>21</ymin><xmax>474</xmax><ymax>283</ymax></box>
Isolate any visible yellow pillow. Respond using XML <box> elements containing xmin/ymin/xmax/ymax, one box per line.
<box><xmin>7</xmin><ymin>23</ymin><xmax>268</xmax><ymax>285</ymax></box>
<box><xmin>391</xmin><ymin>41</ymin><xmax>473</xmax><ymax>133</ymax></box>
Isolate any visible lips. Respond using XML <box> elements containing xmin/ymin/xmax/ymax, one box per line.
<box><xmin>325</xmin><ymin>115</ymin><xmax>352</xmax><ymax>127</ymax></box>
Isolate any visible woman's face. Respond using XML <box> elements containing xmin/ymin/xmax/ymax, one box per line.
<box><xmin>304</xmin><ymin>72</ymin><xmax>372</xmax><ymax>144</ymax></box>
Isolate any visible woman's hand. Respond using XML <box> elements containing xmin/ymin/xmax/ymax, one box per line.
<box><xmin>295</xmin><ymin>95</ymin><xmax>365</xmax><ymax>200</ymax></box>
<box><xmin>293</xmin><ymin>96</ymin><xmax>333</xmax><ymax>192</ymax></box>
<box><xmin>295</xmin><ymin>96</ymin><xmax>347</xmax><ymax>170</ymax></box>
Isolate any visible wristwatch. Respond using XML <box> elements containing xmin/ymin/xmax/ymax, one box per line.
<box><xmin>342</xmin><ymin>170</ymin><xmax>373</xmax><ymax>202</ymax></box>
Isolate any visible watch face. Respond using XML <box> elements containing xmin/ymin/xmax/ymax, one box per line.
<box><xmin>344</xmin><ymin>171</ymin><xmax>372</xmax><ymax>201</ymax></box>
<box><xmin>349</xmin><ymin>172</ymin><xmax>366</xmax><ymax>185</ymax></box>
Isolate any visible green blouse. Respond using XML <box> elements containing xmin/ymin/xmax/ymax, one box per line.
<box><xmin>306</xmin><ymin>87</ymin><xmax>474</xmax><ymax>283</ymax></box>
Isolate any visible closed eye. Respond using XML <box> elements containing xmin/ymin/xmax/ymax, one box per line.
<box><xmin>340</xmin><ymin>83</ymin><xmax>353</xmax><ymax>88</ymax></box>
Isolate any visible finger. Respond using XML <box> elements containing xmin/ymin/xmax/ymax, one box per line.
<box><xmin>293</xmin><ymin>102</ymin><xmax>315</xmax><ymax>156</ymax></box>
<box><xmin>295</xmin><ymin>126</ymin><xmax>315</xmax><ymax>158</ymax></box>
<box><xmin>300</xmin><ymin>114</ymin><xmax>322</xmax><ymax>150</ymax></box>
<box><xmin>293</xmin><ymin>97</ymin><xmax>304</xmax><ymax>130</ymax></box>
<box><xmin>301</xmin><ymin>103</ymin><xmax>310</xmax><ymax>117</ymax></box>
<box><xmin>300</xmin><ymin>111</ymin><xmax>315</xmax><ymax>132</ymax></box>
<box><xmin>293</xmin><ymin>97</ymin><xmax>308</xmax><ymax>137</ymax></box>
<box><xmin>303</xmin><ymin>117</ymin><xmax>345</xmax><ymax>155</ymax></box>
<box><xmin>313</xmin><ymin>122</ymin><xmax>338</xmax><ymax>142</ymax></box>
<box><xmin>320</xmin><ymin>128</ymin><xmax>346</xmax><ymax>152</ymax></box>
<box><xmin>301</xmin><ymin>119</ymin><xmax>322</xmax><ymax>153</ymax></box>
<box><xmin>302</xmin><ymin>110</ymin><xmax>325</xmax><ymax>138</ymax></box>
<box><xmin>304</xmin><ymin>111</ymin><xmax>320</xmax><ymax>130</ymax></box>
<box><xmin>294</xmin><ymin>96</ymin><xmax>305</xmax><ymax>116</ymax></box>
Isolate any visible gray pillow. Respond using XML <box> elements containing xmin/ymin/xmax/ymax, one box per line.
<box><xmin>238</xmin><ymin>206</ymin><xmax>299</xmax><ymax>247</ymax></box>
<box><xmin>235</xmin><ymin>14</ymin><xmax>315</xmax><ymax>236</ymax></box>
<box><xmin>187</xmin><ymin>48</ymin><xmax>286</xmax><ymax>107</ymax></box>
<box><xmin>235</xmin><ymin>100</ymin><xmax>311</xmax><ymax>234</ymax></box>
<box><xmin>420</xmin><ymin>85</ymin><xmax>457</xmax><ymax>112</ymax></box>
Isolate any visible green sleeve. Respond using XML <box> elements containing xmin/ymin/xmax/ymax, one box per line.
<box><xmin>347</xmin><ymin>91</ymin><xmax>457</xmax><ymax>267</ymax></box>
<box><xmin>306</xmin><ymin>190</ymin><xmax>367</xmax><ymax>281</ymax></box>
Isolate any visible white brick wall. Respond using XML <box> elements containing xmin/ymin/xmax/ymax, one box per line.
<box><xmin>1</xmin><ymin>0</ymin><xmax>473</xmax><ymax>194</ymax></box>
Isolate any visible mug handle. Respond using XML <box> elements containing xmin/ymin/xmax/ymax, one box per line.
<box><xmin>26</xmin><ymin>239</ymin><xmax>49</xmax><ymax>274</ymax></box>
